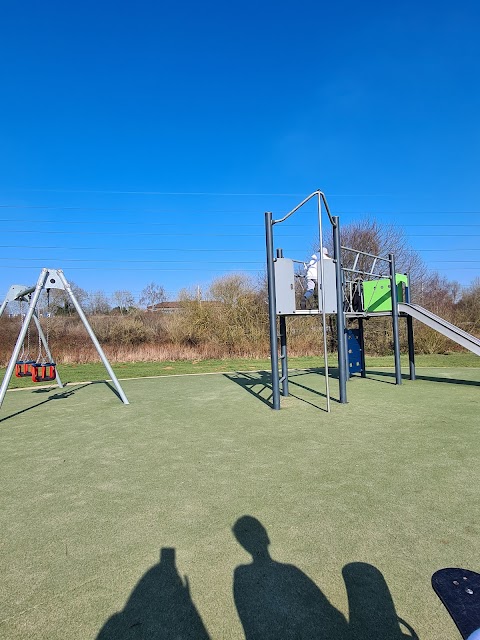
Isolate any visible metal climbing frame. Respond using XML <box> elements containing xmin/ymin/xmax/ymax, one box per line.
<box><xmin>0</xmin><ymin>268</ymin><xmax>130</xmax><ymax>408</ymax></box>
<box><xmin>265</xmin><ymin>190</ymin><xmax>348</xmax><ymax>411</ymax></box>
<box><xmin>340</xmin><ymin>246</ymin><xmax>404</xmax><ymax>385</ymax></box>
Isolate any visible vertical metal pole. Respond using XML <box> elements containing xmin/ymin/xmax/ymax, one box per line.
<box><xmin>333</xmin><ymin>216</ymin><xmax>347</xmax><ymax>403</ymax></box>
<box><xmin>405</xmin><ymin>274</ymin><xmax>416</xmax><ymax>381</ymax></box>
<box><xmin>32</xmin><ymin>313</ymin><xmax>64</xmax><ymax>388</ymax></box>
<box><xmin>345</xmin><ymin>328</ymin><xmax>351</xmax><ymax>380</ymax></box>
<box><xmin>0</xmin><ymin>269</ymin><xmax>49</xmax><ymax>408</ymax></box>
<box><xmin>265</xmin><ymin>212</ymin><xmax>280</xmax><ymax>409</ymax></box>
<box><xmin>389</xmin><ymin>254</ymin><xmax>402</xmax><ymax>385</ymax></box>
<box><xmin>56</xmin><ymin>270</ymin><xmax>130</xmax><ymax>405</ymax></box>
<box><xmin>279</xmin><ymin>315</ymin><xmax>289</xmax><ymax>396</ymax></box>
<box><xmin>276</xmin><ymin>248</ymin><xmax>288</xmax><ymax>395</ymax></box>
<box><xmin>358</xmin><ymin>318</ymin><xmax>367</xmax><ymax>378</ymax></box>
<box><xmin>317</xmin><ymin>193</ymin><xmax>331</xmax><ymax>412</ymax></box>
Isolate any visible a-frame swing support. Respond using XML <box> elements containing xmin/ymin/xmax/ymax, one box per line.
<box><xmin>0</xmin><ymin>268</ymin><xmax>129</xmax><ymax>408</ymax></box>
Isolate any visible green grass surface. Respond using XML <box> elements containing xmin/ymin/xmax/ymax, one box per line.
<box><xmin>1</xmin><ymin>366</ymin><xmax>479</xmax><ymax>639</ymax></box>
<box><xmin>1</xmin><ymin>351</ymin><xmax>478</xmax><ymax>389</ymax></box>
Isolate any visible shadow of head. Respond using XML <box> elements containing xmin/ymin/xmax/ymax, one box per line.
<box><xmin>232</xmin><ymin>516</ymin><xmax>270</xmax><ymax>558</ymax></box>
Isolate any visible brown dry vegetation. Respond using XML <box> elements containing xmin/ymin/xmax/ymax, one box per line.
<box><xmin>1</xmin><ymin>271</ymin><xmax>479</xmax><ymax>366</ymax></box>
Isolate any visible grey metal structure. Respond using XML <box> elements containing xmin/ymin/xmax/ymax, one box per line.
<box><xmin>0</xmin><ymin>268</ymin><xmax>130</xmax><ymax>408</ymax></box>
<box><xmin>389</xmin><ymin>253</ymin><xmax>402</xmax><ymax>385</ymax></box>
<box><xmin>333</xmin><ymin>216</ymin><xmax>347</xmax><ymax>402</ymax></box>
<box><xmin>274</xmin><ymin>258</ymin><xmax>337</xmax><ymax>315</ymax></box>
<box><xmin>404</xmin><ymin>279</ymin><xmax>416</xmax><ymax>381</ymax></box>
<box><xmin>266</xmin><ymin>189</ymin><xmax>479</xmax><ymax>413</ymax></box>
<box><xmin>265</xmin><ymin>190</ymin><xmax>342</xmax><ymax>412</ymax></box>
<box><xmin>399</xmin><ymin>303</ymin><xmax>480</xmax><ymax>356</ymax></box>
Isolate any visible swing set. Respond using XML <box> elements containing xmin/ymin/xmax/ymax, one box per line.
<box><xmin>13</xmin><ymin>289</ymin><xmax>56</xmax><ymax>382</ymax></box>
<box><xmin>0</xmin><ymin>268</ymin><xmax>129</xmax><ymax>408</ymax></box>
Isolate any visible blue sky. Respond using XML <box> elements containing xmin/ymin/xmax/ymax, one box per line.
<box><xmin>1</xmin><ymin>0</ymin><xmax>479</xmax><ymax>302</ymax></box>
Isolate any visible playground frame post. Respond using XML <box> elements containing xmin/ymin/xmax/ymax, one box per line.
<box><xmin>333</xmin><ymin>216</ymin><xmax>348</xmax><ymax>403</ymax></box>
<box><xmin>389</xmin><ymin>253</ymin><xmax>402</xmax><ymax>385</ymax></box>
<box><xmin>265</xmin><ymin>211</ymin><xmax>281</xmax><ymax>409</ymax></box>
<box><xmin>405</xmin><ymin>274</ymin><xmax>416</xmax><ymax>380</ymax></box>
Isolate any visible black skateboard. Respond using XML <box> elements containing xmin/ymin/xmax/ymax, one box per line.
<box><xmin>432</xmin><ymin>568</ymin><xmax>480</xmax><ymax>639</ymax></box>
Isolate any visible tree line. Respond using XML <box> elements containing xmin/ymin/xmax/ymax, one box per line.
<box><xmin>1</xmin><ymin>218</ymin><xmax>478</xmax><ymax>364</ymax></box>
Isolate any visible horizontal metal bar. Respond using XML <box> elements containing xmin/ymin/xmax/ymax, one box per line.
<box><xmin>342</xmin><ymin>267</ymin><xmax>388</xmax><ymax>278</ymax></box>
<box><xmin>272</xmin><ymin>190</ymin><xmax>336</xmax><ymax>227</ymax></box>
<box><xmin>273</xmin><ymin>191</ymin><xmax>320</xmax><ymax>225</ymax></box>
<box><xmin>341</xmin><ymin>246</ymin><xmax>391</xmax><ymax>263</ymax></box>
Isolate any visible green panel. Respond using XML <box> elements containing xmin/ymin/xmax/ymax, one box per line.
<box><xmin>362</xmin><ymin>274</ymin><xmax>408</xmax><ymax>312</ymax></box>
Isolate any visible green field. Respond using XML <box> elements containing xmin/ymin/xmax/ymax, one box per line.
<box><xmin>1</xmin><ymin>351</ymin><xmax>479</xmax><ymax>389</ymax></box>
<box><xmin>1</xmin><ymin>364</ymin><xmax>479</xmax><ymax>639</ymax></box>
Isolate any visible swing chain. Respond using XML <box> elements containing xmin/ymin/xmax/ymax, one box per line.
<box><xmin>36</xmin><ymin>290</ymin><xmax>51</xmax><ymax>364</ymax></box>
<box><xmin>45</xmin><ymin>289</ymin><xmax>51</xmax><ymax>357</ymax></box>
<box><xmin>25</xmin><ymin>296</ymin><xmax>31</xmax><ymax>359</ymax></box>
<box><xmin>18</xmin><ymin>298</ymin><xmax>25</xmax><ymax>360</ymax></box>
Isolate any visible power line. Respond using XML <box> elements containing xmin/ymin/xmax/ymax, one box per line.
<box><xmin>4</xmin><ymin>228</ymin><xmax>480</xmax><ymax>238</ymax></box>
<box><xmin>0</xmin><ymin>265</ymin><xmax>262</xmax><ymax>272</ymax></box>
<box><xmin>2</xmin><ymin>244</ymin><xmax>480</xmax><ymax>252</ymax></box>
<box><xmin>3</xmin><ymin>216</ymin><xmax>480</xmax><ymax>228</ymax></box>
<box><xmin>1</xmin><ymin>188</ymin><xmax>396</xmax><ymax>196</ymax></box>
<box><xmin>3</xmin><ymin>205</ymin><xmax>480</xmax><ymax>215</ymax></box>
<box><xmin>2</xmin><ymin>230</ymin><xmax>269</xmax><ymax>237</ymax></box>
<box><xmin>0</xmin><ymin>258</ymin><xmax>265</xmax><ymax>264</ymax></box>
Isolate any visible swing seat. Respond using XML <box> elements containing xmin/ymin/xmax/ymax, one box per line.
<box><xmin>15</xmin><ymin>360</ymin><xmax>35</xmax><ymax>378</ymax></box>
<box><xmin>31</xmin><ymin>363</ymin><xmax>57</xmax><ymax>382</ymax></box>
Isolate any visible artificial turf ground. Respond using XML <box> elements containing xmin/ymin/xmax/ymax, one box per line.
<box><xmin>1</xmin><ymin>366</ymin><xmax>479</xmax><ymax>639</ymax></box>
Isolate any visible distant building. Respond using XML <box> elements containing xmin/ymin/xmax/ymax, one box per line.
<box><xmin>146</xmin><ymin>301</ymin><xmax>182</xmax><ymax>313</ymax></box>
<box><xmin>146</xmin><ymin>300</ymin><xmax>220</xmax><ymax>313</ymax></box>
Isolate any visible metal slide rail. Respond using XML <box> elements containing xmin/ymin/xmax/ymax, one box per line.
<box><xmin>399</xmin><ymin>303</ymin><xmax>480</xmax><ymax>356</ymax></box>
<box><xmin>265</xmin><ymin>190</ymin><xmax>347</xmax><ymax>411</ymax></box>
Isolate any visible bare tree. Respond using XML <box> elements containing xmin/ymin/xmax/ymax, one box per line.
<box><xmin>317</xmin><ymin>218</ymin><xmax>427</xmax><ymax>286</ymax></box>
<box><xmin>456</xmin><ymin>277</ymin><xmax>480</xmax><ymax>335</ymax></box>
<box><xmin>87</xmin><ymin>290</ymin><xmax>111</xmax><ymax>315</ymax></box>
<box><xmin>112</xmin><ymin>290</ymin><xmax>136</xmax><ymax>315</ymax></box>
<box><xmin>48</xmin><ymin>281</ymin><xmax>88</xmax><ymax>316</ymax></box>
<box><xmin>139</xmin><ymin>282</ymin><xmax>167</xmax><ymax>311</ymax></box>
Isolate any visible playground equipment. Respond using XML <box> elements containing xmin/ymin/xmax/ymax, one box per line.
<box><xmin>0</xmin><ymin>268</ymin><xmax>129</xmax><ymax>408</ymax></box>
<box><xmin>265</xmin><ymin>190</ymin><xmax>480</xmax><ymax>411</ymax></box>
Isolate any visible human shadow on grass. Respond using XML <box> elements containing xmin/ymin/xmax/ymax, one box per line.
<box><xmin>224</xmin><ymin>369</ymin><xmax>339</xmax><ymax>410</ymax></box>
<box><xmin>233</xmin><ymin>516</ymin><xmax>418</xmax><ymax>640</ymax></box>
<box><xmin>367</xmin><ymin>369</ymin><xmax>480</xmax><ymax>388</ymax></box>
<box><xmin>96</xmin><ymin>547</ymin><xmax>210</xmax><ymax>639</ymax></box>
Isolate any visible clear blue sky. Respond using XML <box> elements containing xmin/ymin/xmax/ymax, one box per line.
<box><xmin>1</xmin><ymin>0</ymin><xmax>479</xmax><ymax>302</ymax></box>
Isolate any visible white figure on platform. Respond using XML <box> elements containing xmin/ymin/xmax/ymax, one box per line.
<box><xmin>301</xmin><ymin>247</ymin><xmax>331</xmax><ymax>309</ymax></box>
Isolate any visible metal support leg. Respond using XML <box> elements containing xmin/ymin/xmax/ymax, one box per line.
<box><xmin>345</xmin><ymin>328</ymin><xmax>351</xmax><ymax>380</ymax></box>
<box><xmin>333</xmin><ymin>216</ymin><xmax>347</xmax><ymax>403</ymax></box>
<box><xmin>265</xmin><ymin>212</ymin><xmax>280</xmax><ymax>409</ymax></box>
<box><xmin>0</xmin><ymin>297</ymin><xmax>8</xmax><ymax>319</ymax></box>
<box><xmin>57</xmin><ymin>270</ymin><xmax>130</xmax><ymax>405</ymax></box>
<box><xmin>358</xmin><ymin>318</ymin><xmax>367</xmax><ymax>378</ymax></box>
<box><xmin>405</xmin><ymin>276</ymin><xmax>416</xmax><ymax>381</ymax></box>
<box><xmin>389</xmin><ymin>254</ymin><xmax>402</xmax><ymax>385</ymax></box>
<box><xmin>406</xmin><ymin>316</ymin><xmax>416</xmax><ymax>381</ymax></box>
<box><xmin>279</xmin><ymin>315</ymin><xmax>289</xmax><ymax>396</ymax></box>
<box><xmin>0</xmin><ymin>269</ymin><xmax>49</xmax><ymax>408</ymax></box>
